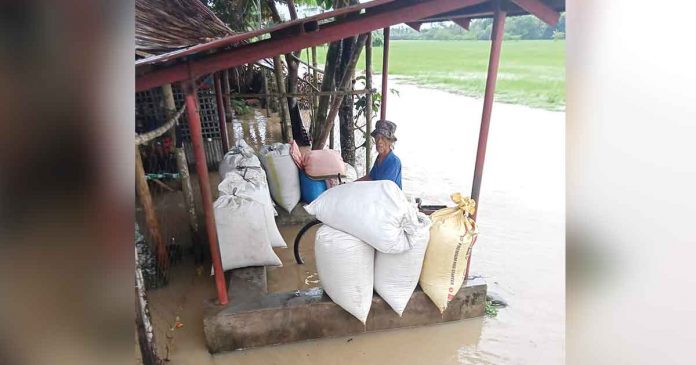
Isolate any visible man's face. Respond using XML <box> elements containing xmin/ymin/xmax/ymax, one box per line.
<box><xmin>374</xmin><ymin>135</ymin><xmax>391</xmax><ymax>155</ymax></box>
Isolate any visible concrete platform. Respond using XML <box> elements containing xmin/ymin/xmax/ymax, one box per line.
<box><xmin>203</xmin><ymin>267</ymin><xmax>487</xmax><ymax>353</ymax></box>
<box><xmin>274</xmin><ymin>203</ymin><xmax>317</xmax><ymax>226</ymax></box>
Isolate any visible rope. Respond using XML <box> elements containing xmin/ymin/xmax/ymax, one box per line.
<box><xmin>135</xmin><ymin>104</ymin><xmax>186</xmax><ymax>145</ymax></box>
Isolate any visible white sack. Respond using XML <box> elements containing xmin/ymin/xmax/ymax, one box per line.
<box><xmin>218</xmin><ymin>172</ymin><xmax>286</xmax><ymax>248</ymax></box>
<box><xmin>315</xmin><ymin>225</ymin><xmax>374</xmax><ymax>324</ymax></box>
<box><xmin>374</xmin><ymin>212</ymin><xmax>431</xmax><ymax>316</ymax></box>
<box><xmin>218</xmin><ymin>140</ymin><xmax>262</xmax><ymax>179</ymax></box>
<box><xmin>259</xmin><ymin>143</ymin><xmax>301</xmax><ymax>213</ymax></box>
<box><xmin>213</xmin><ymin>194</ymin><xmax>282</xmax><ymax>271</ymax></box>
<box><xmin>305</xmin><ymin>180</ymin><xmax>418</xmax><ymax>253</ymax></box>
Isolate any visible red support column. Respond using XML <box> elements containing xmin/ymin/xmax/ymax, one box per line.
<box><xmin>380</xmin><ymin>26</ymin><xmax>390</xmax><ymax>121</ymax></box>
<box><xmin>467</xmin><ymin>0</ymin><xmax>507</xmax><ymax>280</ymax></box>
<box><xmin>183</xmin><ymin>81</ymin><xmax>229</xmax><ymax>305</ymax></box>
<box><xmin>214</xmin><ymin>72</ymin><xmax>230</xmax><ymax>153</ymax></box>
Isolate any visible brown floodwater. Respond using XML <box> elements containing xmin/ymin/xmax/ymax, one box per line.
<box><xmin>145</xmin><ymin>79</ymin><xmax>564</xmax><ymax>364</ymax></box>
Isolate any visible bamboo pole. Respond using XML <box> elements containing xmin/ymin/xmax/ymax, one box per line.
<box><xmin>223</xmin><ymin>69</ymin><xmax>233</xmax><ymax>119</ymax></box>
<box><xmin>272</xmin><ymin>55</ymin><xmax>292</xmax><ymax>142</ymax></box>
<box><xmin>312</xmin><ymin>46</ymin><xmax>319</xmax><ymax>108</ymax></box>
<box><xmin>161</xmin><ymin>84</ymin><xmax>178</xmax><ymax>146</ymax></box>
<box><xmin>214</xmin><ymin>73</ymin><xmax>230</xmax><ymax>153</ymax></box>
<box><xmin>135</xmin><ymin>146</ymin><xmax>169</xmax><ymax>271</ymax></box>
<box><xmin>224</xmin><ymin>89</ymin><xmax>375</xmax><ymax>99</ymax></box>
<box><xmin>380</xmin><ymin>27</ymin><xmax>391</xmax><ymax>121</ymax></box>
<box><xmin>161</xmin><ymin>84</ymin><xmax>199</xmax><ymax>234</ymax></box>
<box><xmin>365</xmin><ymin>33</ymin><xmax>374</xmax><ymax>174</ymax></box>
<box><xmin>263</xmin><ymin>68</ymin><xmax>271</xmax><ymax>117</ymax></box>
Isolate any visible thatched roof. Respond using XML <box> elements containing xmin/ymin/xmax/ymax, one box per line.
<box><xmin>136</xmin><ymin>0</ymin><xmax>234</xmax><ymax>57</ymax></box>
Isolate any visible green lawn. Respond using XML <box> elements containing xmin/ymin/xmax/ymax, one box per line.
<box><xmin>302</xmin><ymin>40</ymin><xmax>565</xmax><ymax>111</ymax></box>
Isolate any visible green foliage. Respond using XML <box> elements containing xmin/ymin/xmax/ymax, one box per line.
<box><xmin>390</xmin><ymin>13</ymin><xmax>565</xmax><ymax>41</ymax></box>
<box><xmin>371</xmin><ymin>31</ymin><xmax>384</xmax><ymax>47</ymax></box>
<box><xmin>485</xmin><ymin>300</ymin><xmax>498</xmax><ymax>317</ymax></box>
<box><xmin>207</xmin><ymin>0</ymin><xmax>265</xmax><ymax>32</ymax></box>
<box><xmin>231</xmin><ymin>98</ymin><xmax>251</xmax><ymax>116</ymax></box>
<box><xmin>552</xmin><ymin>31</ymin><xmax>565</xmax><ymax>40</ymax></box>
<box><xmin>314</xmin><ymin>0</ymin><xmax>333</xmax><ymax>9</ymax></box>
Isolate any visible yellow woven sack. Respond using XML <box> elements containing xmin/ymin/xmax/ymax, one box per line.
<box><xmin>419</xmin><ymin>193</ymin><xmax>478</xmax><ymax>313</ymax></box>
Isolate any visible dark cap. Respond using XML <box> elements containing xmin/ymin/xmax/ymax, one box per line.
<box><xmin>370</xmin><ymin>120</ymin><xmax>397</xmax><ymax>142</ymax></box>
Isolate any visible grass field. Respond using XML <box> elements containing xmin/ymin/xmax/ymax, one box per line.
<box><xmin>302</xmin><ymin>40</ymin><xmax>565</xmax><ymax>110</ymax></box>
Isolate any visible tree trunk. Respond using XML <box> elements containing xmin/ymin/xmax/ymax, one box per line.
<box><xmin>314</xmin><ymin>33</ymin><xmax>368</xmax><ymax>150</ymax></box>
<box><xmin>266</xmin><ymin>0</ymin><xmax>305</xmax><ymax>144</ymax></box>
<box><xmin>338</xmin><ymin>36</ymin><xmax>357</xmax><ymax>165</ymax></box>
<box><xmin>312</xmin><ymin>40</ymin><xmax>343</xmax><ymax>143</ymax></box>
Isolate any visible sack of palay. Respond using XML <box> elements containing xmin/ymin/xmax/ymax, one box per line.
<box><xmin>419</xmin><ymin>193</ymin><xmax>478</xmax><ymax>313</ymax></box>
<box><xmin>305</xmin><ymin>180</ymin><xmax>419</xmax><ymax>254</ymax></box>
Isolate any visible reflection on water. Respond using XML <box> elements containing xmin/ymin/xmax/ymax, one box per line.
<box><xmin>230</xmin><ymin>109</ymin><xmax>282</xmax><ymax>148</ymax></box>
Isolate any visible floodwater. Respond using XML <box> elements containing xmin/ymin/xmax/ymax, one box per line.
<box><xmin>145</xmin><ymin>79</ymin><xmax>564</xmax><ymax>364</ymax></box>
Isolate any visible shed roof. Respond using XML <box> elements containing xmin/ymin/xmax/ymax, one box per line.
<box><xmin>136</xmin><ymin>0</ymin><xmax>565</xmax><ymax>91</ymax></box>
<box><xmin>135</xmin><ymin>0</ymin><xmax>234</xmax><ymax>58</ymax></box>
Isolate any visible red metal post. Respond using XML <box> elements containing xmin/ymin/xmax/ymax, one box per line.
<box><xmin>380</xmin><ymin>26</ymin><xmax>390</xmax><ymax>121</ymax></box>
<box><xmin>183</xmin><ymin>81</ymin><xmax>229</xmax><ymax>305</ymax></box>
<box><xmin>467</xmin><ymin>0</ymin><xmax>507</xmax><ymax>280</ymax></box>
<box><xmin>214</xmin><ymin>72</ymin><xmax>230</xmax><ymax>153</ymax></box>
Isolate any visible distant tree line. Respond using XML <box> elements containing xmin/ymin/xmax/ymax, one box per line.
<box><xmin>390</xmin><ymin>13</ymin><xmax>565</xmax><ymax>41</ymax></box>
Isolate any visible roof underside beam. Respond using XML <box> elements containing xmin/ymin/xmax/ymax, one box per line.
<box><xmin>406</xmin><ymin>21</ymin><xmax>424</xmax><ymax>31</ymax></box>
<box><xmin>511</xmin><ymin>0</ymin><xmax>560</xmax><ymax>26</ymax></box>
<box><xmin>136</xmin><ymin>0</ymin><xmax>489</xmax><ymax>91</ymax></box>
<box><xmin>452</xmin><ymin>17</ymin><xmax>471</xmax><ymax>30</ymax></box>
<box><xmin>419</xmin><ymin>0</ymin><xmax>563</xmax><ymax>23</ymax></box>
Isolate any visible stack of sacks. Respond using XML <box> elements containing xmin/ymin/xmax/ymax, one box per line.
<box><xmin>218</xmin><ymin>171</ymin><xmax>286</xmax><ymax>248</ymax></box>
<box><xmin>419</xmin><ymin>193</ymin><xmax>478</xmax><ymax>313</ymax></box>
<box><xmin>213</xmin><ymin>190</ymin><xmax>282</xmax><ymax>273</ymax></box>
<box><xmin>218</xmin><ymin>140</ymin><xmax>262</xmax><ymax>179</ymax></box>
<box><xmin>218</xmin><ymin>139</ymin><xmax>277</xmax><ymax>216</ymax></box>
<box><xmin>308</xmin><ymin>180</ymin><xmax>432</xmax><ymax>321</ymax></box>
<box><xmin>259</xmin><ymin>143</ymin><xmax>301</xmax><ymax>213</ymax></box>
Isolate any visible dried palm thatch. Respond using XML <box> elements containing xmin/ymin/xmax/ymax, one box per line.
<box><xmin>136</xmin><ymin>0</ymin><xmax>234</xmax><ymax>57</ymax></box>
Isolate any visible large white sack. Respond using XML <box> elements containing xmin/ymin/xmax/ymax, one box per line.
<box><xmin>218</xmin><ymin>172</ymin><xmax>286</xmax><ymax>248</ymax></box>
<box><xmin>213</xmin><ymin>194</ymin><xmax>282</xmax><ymax>271</ymax></box>
<box><xmin>259</xmin><ymin>143</ymin><xmax>301</xmax><ymax>213</ymax></box>
<box><xmin>419</xmin><ymin>194</ymin><xmax>478</xmax><ymax>313</ymax></box>
<box><xmin>374</xmin><ymin>212</ymin><xmax>432</xmax><ymax>316</ymax></box>
<box><xmin>305</xmin><ymin>180</ymin><xmax>419</xmax><ymax>253</ymax></box>
<box><xmin>315</xmin><ymin>225</ymin><xmax>374</xmax><ymax>324</ymax></box>
<box><xmin>218</xmin><ymin>141</ymin><xmax>262</xmax><ymax>178</ymax></box>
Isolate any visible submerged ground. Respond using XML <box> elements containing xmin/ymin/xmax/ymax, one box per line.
<box><xmin>143</xmin><ymin>79</ymin><xmax>565</xmax><ymax>364</ymax></box>
<box><xmin>303</xmin><ymin>40</ymin><xmax>565</xmax><ymax>111</ymax></box>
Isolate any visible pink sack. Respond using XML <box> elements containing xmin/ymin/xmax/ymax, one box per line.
<box><xmin>303</xmin><ymin>149</ymin><xmax>346</xmax><ymax>179</ymax></box>
<box><xmin>289</xmin><ymin>140</ymin><xmax>304</xmax><ymax>169</ymax></box>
